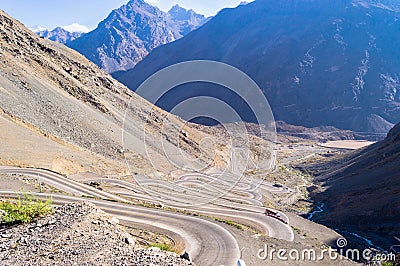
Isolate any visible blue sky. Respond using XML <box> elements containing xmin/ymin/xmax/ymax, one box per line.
<box><xmin>0</xmin><ymin>0</ymin><xmax>250</xmax><ymax>32</ymax></box>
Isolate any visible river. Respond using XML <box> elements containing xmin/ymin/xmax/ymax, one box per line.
<box><xmin>307</xmin><ymin>202</ymin><xmax>383</xmax><ymax>250</ymax></box>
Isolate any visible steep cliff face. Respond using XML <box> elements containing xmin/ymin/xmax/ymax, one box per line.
<box><xmin>116</xmin><ymin>0</ymin><xmax>400</xmax><ymax>136</ymax></box>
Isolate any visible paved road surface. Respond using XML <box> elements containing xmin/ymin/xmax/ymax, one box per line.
<box><xmin>0</xmin><ymin>166</ymin><xmax>295</xmax><ymax>265</ymax></box>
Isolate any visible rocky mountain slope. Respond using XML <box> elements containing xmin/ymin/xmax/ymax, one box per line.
<box><xmin>309</xmin><ymin>122</ymin><xmax>400</xmax><ymax>249</ymax></box>
<box><xmin>0</xmin><ymin>202</ymin><xmax>191</xmax><ymax>265</ymax></box>
<box><xmin>167</xmin><ymin>4</ymin><xmax>208</xmax><ymax>36</ymax></box>
<box><xmin>67</xmin><ymin>0</ymin><xmax>207</xmax><ymax>73</ymax></box>
<box><xmin>0</xmin><ymin>9</ymin><xmax>229</xmax><ymax>178</ymax></box>
<box><xmin>116</xmin><ymin>0</ymin><xmax>400</xmax><ymax>136</ymax></box>
<box><xmin>36</xmin><ymin>27</ymin><xmax>83</xmax><ymax>44</ymax></box>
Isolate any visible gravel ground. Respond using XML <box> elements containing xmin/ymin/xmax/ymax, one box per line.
<box><xmin>0</xmin><ymin>202</ymin><xmax>192</xmax><ymax>266</ymax></box>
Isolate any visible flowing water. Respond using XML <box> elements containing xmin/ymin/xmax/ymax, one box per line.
<box><xmin>307</xmin><ymin>202</ymin><xmax>383</xmax><ymax>250</ymax></box>
<box><xmin>307</xmin><ymin>202</ymin><xmax>324</xmax><ymax>221</ymax></box>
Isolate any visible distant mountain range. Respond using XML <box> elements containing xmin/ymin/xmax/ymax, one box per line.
<box><xmin>167</xmin><ymin>4</ymin><xmax>210</xmax><ymax>35</ymax></box>
<box><xmin>66</xmin><ymin>0</ymin><xmax>208</xmax><ymax>73</ymax></box>
<box><xmin>114</xmin><ymin>0</ymin><xmax>400</xmax><ymax>136</ymax></box>
<box><xmin>35</xmin><ymin>27</ymin><xmax>83</xmax><ymax>44</ymax></box>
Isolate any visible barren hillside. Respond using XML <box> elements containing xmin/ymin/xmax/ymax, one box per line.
<box><xmin>0</xmin><ymin>9</ymin><xmax>234</xmax><ymax>178</ymax></box>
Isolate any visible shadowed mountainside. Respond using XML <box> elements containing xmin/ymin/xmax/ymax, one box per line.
<box><xmin>310</xmin><ymin>123</ymin><xmax>400</xmax><ymax>249</ymax></box>
<box><xmin>115</xmin><ymin>0</ymin><xmax>400</xmax><ymax>137</ymax></box>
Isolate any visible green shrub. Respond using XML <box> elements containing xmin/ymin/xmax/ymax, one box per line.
<box><xmin>149</xmin><ymin>243</ymin><xmax>177</xmax><ymax>253</ymax></box>
<box><xmin>0</xmin><ymin>194</ymin><xmax>53</xmax><ymax>224</ymax></box>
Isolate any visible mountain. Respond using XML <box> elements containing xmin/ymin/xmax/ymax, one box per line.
<box><xmin>115</xmin><ymin>0</ymin><xmax>400</xmax><ymax>137</ymax></box>
<box><xmin>67</xmin><ymin>0</ymin><xmax>207</xmax><ymax>73</ymax></box>
<box><xmin>36</xmin><ymin>27</ymin><xmax>83</xmax><ymax>44</ymax></box>
<box><xmin>167</xmin><ymin>4</ymin><xmax>208</xmax><ymax>35</ymax></box>
<box><xmin>1</xmin><ymin>9</ymin><xmax>386</xmax><ymax>264</ymax></box>
<box><xmin>310</xmin><ymin>122</ymin><xmax>400</xmax><ymax>249</ymax></box>
<box><xmin>0</xmin><ymin>9</ymin><xmax>224</xmax><ymax>177</ymax></box>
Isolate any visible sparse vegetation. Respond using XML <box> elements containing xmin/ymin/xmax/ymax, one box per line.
<box><xmin>149</xmin><ymin>243</ymin><xmax>177</xmax><ymax>253</ymax></box>
<box><xmin>0</xmin><ymin>194</ymin><xmax>53</xmax><ymax>224</ymax></box>
<box><xmin>291</xmin><ymin>226</ymin><xmax>301</xmax><ymax>235</ymax></box>
<box><xmin>214</xmin><ymin>218</ymin><xmax>243</xmax><ymax>230</ymax></box>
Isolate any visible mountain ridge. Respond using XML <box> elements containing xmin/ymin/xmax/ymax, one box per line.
<box><xmin>36</xmin><ymin>27</ymin><xmax>83</xmax><ymax>44</ymax></box>
<box><xmin>167</xmin><ymin>4</ymin><xmax>208</xmax><ymax>35</ymax></box>
<box><xmin>115</xmin><ymin>0</ymin><xmax>400</xmax><ymax>136</ymax></box>
<box><xmin>67</xmin><ymin>0</ymin><xmax>207</xmax><ymax>73</ymax></box>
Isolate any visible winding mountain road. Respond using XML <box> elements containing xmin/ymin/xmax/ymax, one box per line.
<box><xmin>0</xmin><ymin>166</ymin><xmax>294</xmax><ymax>265</ymax></box>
